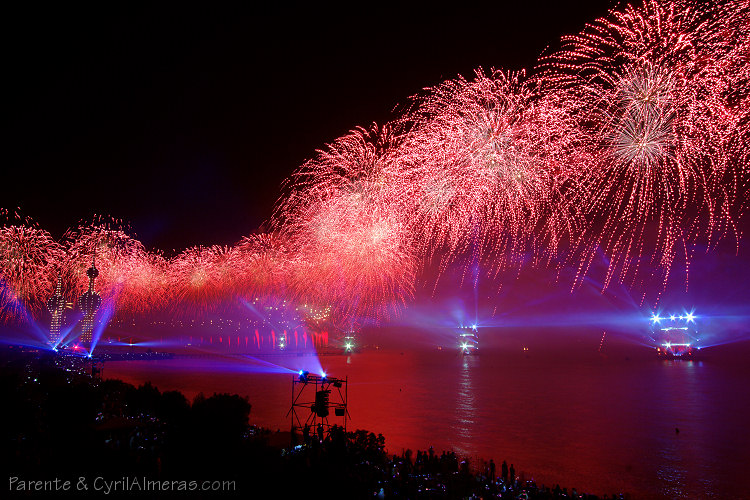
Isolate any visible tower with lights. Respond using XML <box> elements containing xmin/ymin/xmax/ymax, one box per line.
<box><xmin>77</xmin><ymin>256</ymin><xmax>102</xmax><ymax>347</ymax></box>
<box><xmin>46</xmin><ymin>276</ymin><xmax>66</xmax><ymax>348</ymax></box>
<box><xmin>288</xmin><ymin>371</ymin><xmax>349</xmax><ymax>442</ymax></box>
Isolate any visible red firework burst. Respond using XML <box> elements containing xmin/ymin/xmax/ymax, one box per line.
<box><xmin>62</xmin><ymin>222</ymin><xmax>167</xmax><ymax>318</ymax></box>
<box><xmin>395</xmin><ymin>69</ymin><xmax>583</xmax><ymax>280</ymax></box>
<box><xmin>0</xmin><ymin>223</ymin><xmax>63</xmax><ymax>322</ymax></box>
<box><xmin>275</xmin><ymin>124</ymin><xmax>417</xmax><ymax>324</ymax></box>
<box><xmin>166</xmin><ymin>245</ymin><xmax>242</xmax><ymax>316</ymax></box>
<box><xmin>234</xmin><ymin>232</ymin><xmax>295</xmax><ymax>298</ymax></box>
<box><xmin>537</xmin><ymin>0</ymin><xmax>744</xmax><ymax>298</ymax></box>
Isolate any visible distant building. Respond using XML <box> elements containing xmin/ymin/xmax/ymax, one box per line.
<box><xmin>77</xmin><ymin>256</ymin><xmax>102</xmax><ymax>347</ymax></box>
<box><xmin>46</xmin><ymin>276</ymin><xmax>66</xmax><ymax>347</ymax></box>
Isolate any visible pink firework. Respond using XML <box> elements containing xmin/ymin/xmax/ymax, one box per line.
<box><xmin>276</xmin><ymin>124</ymin><xmax>417</xmax><ymax>324</ymax></box>
<box><xmin>537</xmin><ymin>0</ymin><xmax>743</xmax><ymax>296</ymax></box>
<box><xmin>166</xmin><ymin>244</ymin><xmax>242</xmax><ymax>316</ymax></box>
<box><xmin>109</xmin><ymin>250</ymin><xmax>168</xmax><ymax>317</ymax></box>
<box><xmin>0</xmin><ymin>223</ymin><xmax>63</xmax><ymax>322</ymax></box>
<box><xmin>62</xmin><ymin>223</ymin><xmax>167</xmax><ymax>318</ymax></box>
<box><xmin>234</xmin><ymin>232</ymin><xmax>295</xmax><ymax>298</ymax></box>
<box><xmin>716</xmin><ymin>0</ymin><xmax>750</xmax><ymax>214</ymax></box>
<box><xmin>395</xmin><ymin>69</ymin><xmax>583</xmax><ymax>279</ymax></box>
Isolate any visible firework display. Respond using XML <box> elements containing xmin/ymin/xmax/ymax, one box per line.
<box><xmin>62</xmin><ymin>222</ymin><xmax>168</xmax><ymax>317</ymax></box>
<box><xmin>275</xmin><ymin>124</ymin><xmax>417</xmax><ymax>324</ymax></box>
<box><xmin>537</xmin><ymin>0</ymin><xmax>747</xmax><ymax>295</ymax></box>
<box><xmin>0</xmin><ymin>0</ymin><xmax>747</xmax><ymax>329</ymax></box>
<box><xmin>394</xmin><ymin>70</ymin><xmax>584</xmax><ymax>277</ymax></box>
<box><xmin>0</xmin><ymin>222</ymin><xmax>64</xmax><ymax>322</ymax></box>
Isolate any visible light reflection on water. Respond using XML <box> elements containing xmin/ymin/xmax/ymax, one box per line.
<box><xmin>651</xmin><ymin>359</ymin><xmax>720</xmax><ymax>499</ymax></box>
<box><xmin>453</xmin><ymin>356</ymin><xmax>477</xmax><ymax>457</ymax></box>
<box><xmin>104</xmin><ymin>348</ymin><xmax>750</xmax><ymax>499</ymax></box>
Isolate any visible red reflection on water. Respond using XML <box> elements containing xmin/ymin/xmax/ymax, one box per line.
<box><xmin>104</xmin><ymin>349</ymin><xmax>750</xmax><ymax>499</ymax></box>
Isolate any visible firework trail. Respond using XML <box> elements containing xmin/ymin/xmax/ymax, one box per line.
<box><xmin>62</xmin><ymin>221</ymin><xmax>168</xmax><ymax>318</ymax></box>
<box><xmin>234</xmin><ymin>232</ymin><xmax>295</xmax><ymax>298</ymax></box>
<box><xmin>275</xmin><ymin>124</ymin><xmax>417</xmax><ymax>324</ymax></box>
<box><xmin>537</xmin><ymin>0</ymin><xmax>745</xmax><ymax>298</ymax></box>
<box><xmin>0</xmin><ymin>223</ymin><xmax>63</xmax><ymax>322</ymax></box>
<box><xmin>1</xmin><ymin>0</ymin><xmax>748</xmax><ymax>329</ymax></box>
<box><xmin>395</xmin><ymin>69</ymin><xmax>584</xmax><ymax>281</ymax></box>
<box><xmin>166</xmin><ymin>244</ymin><xmax>242</xmax><ymax>316</ymax></box>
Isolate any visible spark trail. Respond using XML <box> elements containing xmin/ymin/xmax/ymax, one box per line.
<box><xmin>1</xmin><ymin>0</ymin><xmax>747</xmax><ymax>329</ymax></box>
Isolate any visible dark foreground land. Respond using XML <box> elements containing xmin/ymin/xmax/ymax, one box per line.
<box><xmin>1</xmin><ymin>348</ymin><xmax>627</xmax><ymax>498</ymax></box>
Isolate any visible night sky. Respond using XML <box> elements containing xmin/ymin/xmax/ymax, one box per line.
<box><xmin>4</xmin><ymin>2</ymin><xmax>613</xmax><ymax>252</ymax></box>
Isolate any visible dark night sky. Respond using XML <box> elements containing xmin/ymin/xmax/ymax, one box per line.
<box><xmin>4</xmin><ymin>2</ymin><xmax>615</xmax><ymax>252</ymax></box>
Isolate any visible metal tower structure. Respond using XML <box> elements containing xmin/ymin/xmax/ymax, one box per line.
<box><xmin>288</xmin><ymin>372</ymin><xmax>349</xmax><ymax>441</ymax></box>
<box><xmin>77</xmin><ymin>255</ymin><xmax>101</xmax><ymax>347</ymax></box>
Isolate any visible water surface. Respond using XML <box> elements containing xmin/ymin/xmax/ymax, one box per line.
<box><xmin>104</xmin><ymin>348</ymin><xmax>750</xmax><ymax>499</ymax></box>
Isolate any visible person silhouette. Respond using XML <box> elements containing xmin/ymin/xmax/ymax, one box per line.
<box><xmin>502</xmin><ymin>460</ymin><xmax>509</xmax><ymax>482</ymax></box>
<box><xmin>510</xmin><ymin>464</ymin><xmax>515</xmax><ymax>485</ymax></box>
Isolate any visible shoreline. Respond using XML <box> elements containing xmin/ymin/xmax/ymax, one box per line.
<box><xmin>1</xmin><ymin>349</ymin><xmax>630</xmax><ymax>498</ymax></box>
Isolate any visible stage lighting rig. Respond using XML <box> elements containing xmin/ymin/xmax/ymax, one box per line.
<box><xmin>288</xmin><ymin>372</ymin><xmax>349</xmax><ymax>443</ymax></box>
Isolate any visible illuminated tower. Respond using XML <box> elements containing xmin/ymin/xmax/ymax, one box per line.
<box><xmin>77</xmin><ymin>256</ymin><xmax>102</xmax><ymax>346</ymax></box>
<box><xmin>46</xmin><ymin>276</ymin><xmax>66</xmax><ymax>348</ymax></box>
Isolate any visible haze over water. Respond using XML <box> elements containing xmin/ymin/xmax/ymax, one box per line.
<box><xmin>103</xmin><ymin>335</ymin><xmax>750</xmax><ymax>499</ymax></box>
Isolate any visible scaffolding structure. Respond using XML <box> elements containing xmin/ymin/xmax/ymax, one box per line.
<box><xmin>287</xmin><ymin>373</ymin><xmax>349</xmax><ymax>439</ymax></box>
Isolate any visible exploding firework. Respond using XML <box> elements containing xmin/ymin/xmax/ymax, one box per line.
<box><xmin>0</xmin><ymin>224</ymin><xmax>63</xmax><ymax>322</ymax></box>
<box><xmin>166</xmin><ymin>244</ymin><xmax>242</xmax><ymax>316</ymax></box>
<box><xmin>276</xmin><ymin>124</ymin><xmax>417</xmax><ymax>324</ymax></box>
<box><xmin>1</xmin><ymin>0</ymin><xmax>748</xmax><ymax>330</ymax></box>
<box><xmin>234</xmin><ymin>232</ymin><xmax>295</xmax><ymax>297</ymax></box>
<box><xmin>62</xmin><ymin>221</ymin><xmax>168</xmax><ymax>318</ymax></box>
<box><xmin>717</xmin><ymin>0</ymin><xmax>750</xmax><ymax>213</ymax></box>
<box><xmin>395</xmin><ymin>69</ymin><xmax>583</xmax><ymax>279</ymax></box>
<box><xmin>537</xmin><ymin>0</ymin><xmax>744</xmax><ymax>297</ymax></box>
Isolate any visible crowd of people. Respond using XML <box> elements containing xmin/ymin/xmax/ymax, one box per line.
<box><xmin>286</xmin><ymin>424</ymin><xmax>628</xmax><ymax>499</ymax></box>
<box><xmin>1</xmin><ymin>349</ymin><xmax>628</xmax><ymax>498</ymax></box>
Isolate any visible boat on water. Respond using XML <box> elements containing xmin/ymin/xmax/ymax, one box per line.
<box><xmin>650</xmin><ymin>310</ymin><xmax>701</xmax><ymax>360</ymax></box>
<box><xmin>458</xmin><ymin>325</ymin><xmax>479</xmax><ymax>355</ymax></box>
<box><xmin>342</xmin><ymin>332</ymin><xmax>357</xmax><ymax>353</ymax></box>
<box><xmin>656</xmin><ymin>342</ymin><xmax>697</xmax><ymax>359</ymax></box>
